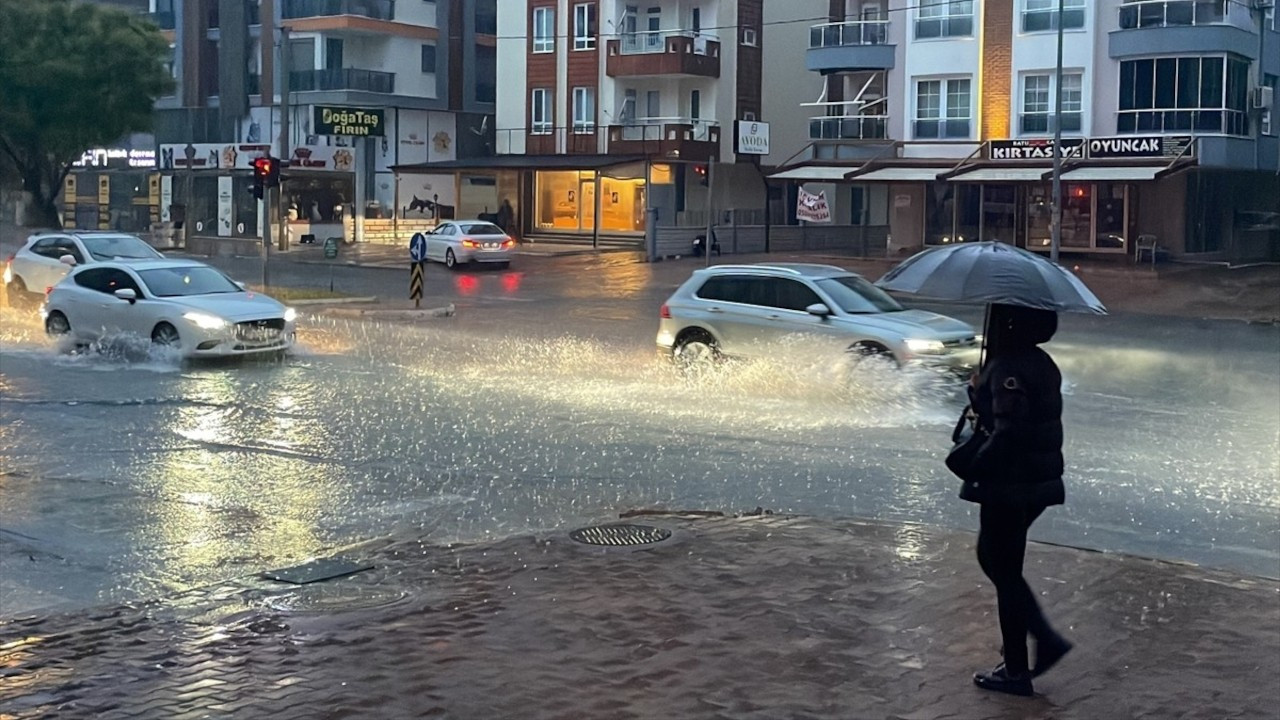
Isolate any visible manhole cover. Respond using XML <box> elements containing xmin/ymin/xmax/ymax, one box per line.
<box><xmin>569</xmin><ymin>524</ymin><xmax>671</xmax><ymax>547</ymax></box>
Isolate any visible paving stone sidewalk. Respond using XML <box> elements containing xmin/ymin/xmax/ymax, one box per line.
<box><xmin>1</xmin><ymin>514</ymin><xmax>1277</xmax><ymax>720</ymax></box>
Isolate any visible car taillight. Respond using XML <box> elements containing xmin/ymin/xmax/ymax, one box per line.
<box><xmin>660</xmin><ymin>304</ymin><xmax>671</xmax><ymax>319</ymax></box>
<box><xmin>501</xmin><ymin>237</ymin><xmax>515</xmax><ymax>249</ymax></box>
<box><xmin>462</xmin><ymin>239</ymin><xmax>480</xmax><ymax>248</ymax></box>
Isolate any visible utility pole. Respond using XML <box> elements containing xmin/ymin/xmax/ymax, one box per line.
<box><xmin>1050</xmin><ymin>0</ymin><xmax>1065</xmax><ymax>264</ymax></box>
<box><xmin>277</xmin><ymin>23</ymin><xmax>291</xmax><ymax>252</ymax></box>
<box><xmin>704</xmin><ymin>162</ymin><xmax>715</xmax><ymax>267</ymax></box>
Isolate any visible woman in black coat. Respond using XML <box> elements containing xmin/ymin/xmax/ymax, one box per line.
<box><xmin>963</xmin><ymin>304</ymin><xmax>1073</xmax><ymax>696</ymax></box>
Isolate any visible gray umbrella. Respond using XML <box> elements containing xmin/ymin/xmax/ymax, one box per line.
<box><xmin>875</xmin><ymin>241</ymin><xmax>1107</xmax><ymax>315</ymax></box>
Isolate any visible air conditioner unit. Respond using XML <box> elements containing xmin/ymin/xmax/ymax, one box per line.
<box><xmin>1252</xmin><ymin>85</ymin><xmax>1275</xmax><ymax>110</ymax></box>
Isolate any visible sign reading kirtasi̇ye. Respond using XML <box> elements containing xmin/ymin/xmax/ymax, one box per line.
<box><xmin>314</xmin><ymin>106</ymin><xmax>386</xmax><ymax>137</ymax></box>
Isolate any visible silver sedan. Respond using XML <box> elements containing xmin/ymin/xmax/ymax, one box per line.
<box><xmin>425</xmin><ymin>221</ymin><xmax>515</xmax><ymax>270</ymax></box>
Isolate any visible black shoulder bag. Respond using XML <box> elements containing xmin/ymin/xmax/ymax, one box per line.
<box><xmin>945</xmin><ymin>405</ymin><xmax>988</xmax><ymax>483</ymax></box>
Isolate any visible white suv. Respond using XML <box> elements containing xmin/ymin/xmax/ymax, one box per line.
<box><xmin>5</xmin><ymin>231</ymin><xmax>164</xmax><ymax>300</ymax></box>
<box><xmin>656</xmin><ymin>263</ymin><xmax>980</xmax><ymax>371</ymax></box>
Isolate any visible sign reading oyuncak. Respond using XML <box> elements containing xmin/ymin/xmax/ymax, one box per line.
<box><xmin>796</xmin><ymin>187</ymin><xmax>831</xmax><ymax>223</ymax></box>
<box><xmin>314</xmin><ymin>106</ymin><xmax>386</xmax><ymax>137</ymax></box>
<box><xmin>734</xmin><ymin>120</ymin><xmax>770</xmax><ymax>155</ymax></box>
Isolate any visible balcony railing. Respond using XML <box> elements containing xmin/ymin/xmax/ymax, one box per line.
<box><xmin>619</xmin><ymin>30</ymin><xmax>719</xmax><ymax>55</ymax></box>
<box><xmin>1019</xmin><ymin>112</ymin><xmax>1083</xmax><ymax>134</ymax></box>
<box><xmin>289</xmin><ymin>68</ymin><xmax>395</xmax><ymax>93</ymax></box>
<box><xmin>914</xmin><ymin>118</ymin><xmax>972</xmax><ymax>139</ymax></box>
<box><xmin>1117</xmin><ymin>0</ymin><xmax>1251</xmax><ymax>29</ymax></box>
<box><xmin>283</xmin><ymin>0</ymin><xmax>395</xmax><ymax>21</ymax></box>
<box><xmin>612</xmin><ymin>118</ymin><xmax>718</xmax><ymax>142</ymax></box>
<box><xmin>915</xmin><ymin>13</ymin><xmax>974</xmax><ymax>39</ymax></box>
<box><xmin>809</xmin><ymin>20</ymin><xmax>889</xmax><ymax>48</ymax></box>
<box><xmin>809</xmin><ymin>115</ymin><xmax>889</xmax><ymax>140</ymax></box>
<box><xmin>1117</xmin><ymin>108</ymin><xmax>1248</xmax><ymax>135</ymax></box>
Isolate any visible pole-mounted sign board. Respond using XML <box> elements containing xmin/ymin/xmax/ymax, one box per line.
<box><xmin>314</xmin><ymin>106</ymin><xmax>386</xmax><ymax>137</ymax></box>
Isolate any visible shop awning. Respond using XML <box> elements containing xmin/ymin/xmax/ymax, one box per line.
<box><xmin>766</xmin><ymin>165</ymin><xmax>861</xmax><ymax>182</ymax></box>
<box><xmin>392</xmin><ymin>154</ymin><xmax>647</xmax><ymax>172</ymax></box>
<box><xmin>1058</xmin><ymin>165</ymin><xmax>1167</xmax><ymax>182</ymax></box>
<box><xmin>946</xmin><ymin>166</ymin><xmax>1051</xmax><ymax>182</ymax></box>
<box><xmin>848</xmin><ymin>166</ymin><xmax>951</xmax><ymax>182</ymax></box>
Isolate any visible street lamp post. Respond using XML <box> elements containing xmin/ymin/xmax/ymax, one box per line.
<box><xmin>1050</xmin><ymin>0</ymin><xmax>1065</xmax><ymax>264</ymax></box>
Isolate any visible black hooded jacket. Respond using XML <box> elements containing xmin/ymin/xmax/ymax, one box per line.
<box><xmin>959</xmin><ymin>305</ymin><xmax>1066</xmax><ymax>508</ymax></box>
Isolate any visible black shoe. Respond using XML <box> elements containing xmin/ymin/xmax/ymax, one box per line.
<box><xmin>1032</xmin><ymin>637</ymin><xmax>1073</xmax><ymax>678</ymax></box>
<box><xmin>973</xmin><ymin>665</ymin><xmax>1034</xmax><ymax>697</ymax></box>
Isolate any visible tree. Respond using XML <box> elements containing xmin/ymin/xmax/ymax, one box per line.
<box><xmin>0</xmin><ymin>0</ymin><xmax>172</xmax><ymax>228</ymax></box>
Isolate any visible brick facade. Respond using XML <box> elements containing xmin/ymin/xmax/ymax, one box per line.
<box><xmin>980</xmin><ymin>0</ymin><xmax>1013</xmax><ymax>140</ymax></box>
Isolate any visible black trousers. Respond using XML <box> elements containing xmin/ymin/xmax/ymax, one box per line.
<box><xmin>977</xmin><ymin>503</ymin><xmax>1058</xmax><ymax>675</ymax></box>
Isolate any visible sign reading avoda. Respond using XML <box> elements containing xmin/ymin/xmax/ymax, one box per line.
<box><xmin>314</xmin><ymin>106</ymin><xmax>385</xmax><ymax>137</ymax></box>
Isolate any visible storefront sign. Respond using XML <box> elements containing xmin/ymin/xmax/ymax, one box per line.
<box><xmin>1087</xmin><ymin>135</ymin><xmax>1193</xmax><ymax>159</ymax></box>
<box><xmin>159</xmin><ymin>143</ymin><xmax>357</xmax><ymax>172</ymax></box>
<box><xmin>314</xmin><ymin>106</ymin><xmax>385</xmax><ymax>137</ymax></box>
<box><xmin>217</xmin><ymin>176</ymin><xmax>233</xmax><ymax>237</ymax></box>
<box><xmin>735</xmin><ymin>120</ymin><xmax>770</xmax><ymax>155</ymax></box>
<box><xmin>796</xmin><ymin>187</ymin><xmax>831</xmax><ymax>223</ymax></box>
<box><xmin>74</xmin><ymin>147</ymin><xmax>157</xmax><ymax>169</ymax></box>
<box><xmin>989</xmin><ymin>138</ymin><xmax>1084</xmax><ymax>160</ymax></box>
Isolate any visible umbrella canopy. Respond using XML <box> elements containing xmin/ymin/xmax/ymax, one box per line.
<box><xmin>875</xmin><ymin>241</ymin><xmax>1107</xmax><ymax>315</ymax></box>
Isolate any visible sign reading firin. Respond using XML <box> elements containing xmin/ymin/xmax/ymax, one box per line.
<box><xmin>314</xmin><ymin>106</ymin><xmax>386</xmax><ymax>137</ymax></box>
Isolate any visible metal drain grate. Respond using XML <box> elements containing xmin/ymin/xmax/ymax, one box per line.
<box><xmin>569</xmin><ymin>524</ymin><xmax>672</xmax><ymax>547</ymax></box>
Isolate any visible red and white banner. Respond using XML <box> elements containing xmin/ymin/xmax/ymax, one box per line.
<box><xmin>796</xmin><ymin>186</ymin><xmax>831</xmax><ymax>223</ymax></box>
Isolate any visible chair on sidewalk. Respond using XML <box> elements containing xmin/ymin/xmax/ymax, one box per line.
<box><xmin>1135</xmin><ymin>234</ymin><xmax>1159</xmax><ymax>269</ymax></box>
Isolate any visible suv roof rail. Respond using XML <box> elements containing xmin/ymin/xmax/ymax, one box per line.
<box><xmin>703</xmin><ymin>264</ymin><xmax>805</xmax><ymax>276</ymax></box>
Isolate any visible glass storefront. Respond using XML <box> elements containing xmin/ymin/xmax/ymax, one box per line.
<box><xmin>533</xmin><ymin>166</ymin><xmax>648</xmax><ymax>235</ymax></box>
<box><xmin>926</xmin><ymin>181</ymin><xmax>1132</xmax><ymax>252</ymax></box>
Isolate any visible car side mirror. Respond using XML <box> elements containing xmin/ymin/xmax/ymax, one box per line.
<box><xmin>59</xmin><ymin>254</ymin><xmax>78</xmax><ymax>267</ymax></box>
<box><xmin>114</xmin><ymin>288</ymin><xmax>137</xmax><ymax>303</ymax></box>
<box><xmin>806</xmin><ymin>303</ymin><xmax>832</xmax><ymax>318</ymax></box>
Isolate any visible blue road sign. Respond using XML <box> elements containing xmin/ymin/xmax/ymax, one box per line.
<box><xmin>410</xmin><ymin>232</ymin><xmax>428</xmax><ymax>263</ymax></box>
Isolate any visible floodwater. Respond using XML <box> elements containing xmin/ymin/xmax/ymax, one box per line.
<box><xmin>1</xmin><ymin>304</ymin><xmax>1277</xmax><ymax>617</ymax></box>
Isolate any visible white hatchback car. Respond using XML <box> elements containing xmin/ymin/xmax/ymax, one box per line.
<box><xmin>43</xmin><ymin>260</ymin><xmax>296</xmax><ymax>357</ymax></box>
<box><xmin>5</xmin><ymin>231</ymin><xmax>165</xmax><ymax>299</ymax></box>
<box><xmin>425</xmin><ymin>220</ymin><xmax>515</xmax><ymax>269</ymax></box>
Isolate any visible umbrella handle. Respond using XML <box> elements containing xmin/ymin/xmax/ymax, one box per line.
<box><xmin>979</xmin><ymin>304</ymin><xmax>990</xmax><ymax>371</ymax></box>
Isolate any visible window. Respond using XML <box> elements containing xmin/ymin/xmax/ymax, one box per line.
<box><xmin>915</xmin><ymin>78</ymin><xmax>971</xmax><ymax>138</ymax></box>
<box><xmin>916</xmin><ymin>0</ymin><xmax>973</xmax><ymax>39</ymax></box>
<box><xmin>138</xmin><ymin>267</ymin><xmax>240</xmax><ymax>297</ymax></box>
<box><xmin>766</xmin><ymin>279</ymin><xmax>823</xmax><ymax>312</ymax></box>
<box><xmin>742</xmin><ymin>27</ymin><xmax>757</xmax><ymax>46</ymax></box>
<box><xmin>1263</xmin><ymin>75</ymin><xmax>1277</xmax><ymax>136</ymax></box>
<box><xmin>421</xmin><ymin>42</ymin><xmax>437</xmax><ymax>73</ymax></box>
<box><xmin>74</xmin><ymin>267</ymin><xmax>141</xmax><ymax>296</ymax></box>
<box><xmin>814</xmin><ymin>276</ymin><xmax>904</xmax><ymax>314</ymax></box>
<box><xmin>532</xmin><ymin>7</ymin><xmax>554</xmax><ymax>53</ymax></box>
<box><xmin>1119</xmin><ymin>55</ymin><xmax>1249</xmax><ymax>135</ymax></box>
<box><xmin>573</xmin><ymin>4</ymin><xmax>597</xmax><ymax>50</ymax></box>
<box><xmin>1022</xmin><ymin>0</ymin><xmax>1085</xmax><ymax>32</ymax></box>
<box><xmin>1021</xmin><ymin>72</ymin><xmax>1083</xmax><ymax>134</ymax></box>
<box><xmin>572</xmin><ymin>87</ymin><xmax>595</xmax><ymax>133</ymax></box>
<box><xmin>531</xmin><ymin>88</ymin><xmax>552</xmax><ymax>134</ymax></box>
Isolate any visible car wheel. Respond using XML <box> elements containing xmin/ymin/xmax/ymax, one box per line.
<box><xmin>151</xmin><ymin>322</ymin><xmax>181</xmax><ymax>348</ymax></box>
<box><xmin>848</xmin><ymin>342</ymin><xmax>898</xmax><ymax>369</ymax></box>
<box><xmin>673</xmin><ymin>330</ymin><xmax>720</xmax><ymax>372</ymax></box>
<box><xmin>444</xmin><ymin>249</ymin><xmax>457</xmax><ymax>269</ymax></box>
<box><xmin>44</xmin><ymin>311</ymin><xmax>70</xmax><ymax>336</ymax></box>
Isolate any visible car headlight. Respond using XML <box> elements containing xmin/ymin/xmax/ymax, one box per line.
<box><xmin>284</xmin><ymin>307</ymin><xmax>297</xmax><ymax>322</ymax></box>
<box><xmin>904</xmin><ymin>338</ymin><xmax>946</xmax><ymax>355</ymax></box>
<box><xmin>183</xmin><ymin>311</ymin><xmax>227</xmax><ymax>330</ymax></box>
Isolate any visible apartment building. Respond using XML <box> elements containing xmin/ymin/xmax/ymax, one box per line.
<box><xmin>765</xmin><ymin>0</ymin><xmax>1280</xmax><ymax>264</ymax></box>
<box><xmin>139</xmin><ymin>0</ymin><xmax>496</xmax><ymax>245</ymax></box>
<box><xmin>403</xmin><ymin>0</ymin><xmax>767</xmax><ymax>244</ymax></box>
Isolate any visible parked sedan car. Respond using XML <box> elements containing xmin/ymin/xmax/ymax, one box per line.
<box><xmin>42</xmin><ymin>260</ymin><xmax>296</xmax><ymax>357</ymax></box>
<box><xmin>656</xmin><ymin>263</ymin><xmax>980</xmax><ymax>372</ymax></box>
<box><xmin>5</xmin><ymin>231</ymin><xmax>165</xmax><ymax>299</ymax></box>
<box><xmin>425</xmin><ymin>221</ymin><xmax>516</xmax><ymax>269</ymax></box>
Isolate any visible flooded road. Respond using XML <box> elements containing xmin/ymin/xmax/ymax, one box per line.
<box><xmin>1</xmin><ymin>296</ymin><xmax>1277</xmax><ymax>617</ymax></box>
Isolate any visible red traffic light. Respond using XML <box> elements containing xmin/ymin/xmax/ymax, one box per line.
<box><xmin>252</xmin><ymin>157</ymin><xmax>273</xmax><ymax>177</ymax></box>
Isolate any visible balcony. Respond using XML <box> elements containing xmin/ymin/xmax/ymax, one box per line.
<box><xmin>607</xmin><ymin>120</ymin><xmax>720</xmax><ymax>162</ymax></box>
<box><xmin>807</xmin><ymin>21</ymin><xmax>894</xmax><ymax>72</ymax></box>
<box><xmin>1111</xmin><ymin>0</ymin><xmax>1258</xmax><ymax>60</ymax></box>
<box><xmin>809</xmin><ymin>115</ymin><xmax>889</xmax><ymax>141</ymax></box>
<box><xmin>283</xmin><ymin>0</ymin><xmax>395</xmax><ymax>21</ymax></box>
<box><xmin>605</xmin><ymin>32</ymin><xmax>720</xmax><ymax>78</ymax></box>
<box><xmin>289</xmin><ymin>68</ymin><xmax>395</xmax><ymax>94</ymax></box>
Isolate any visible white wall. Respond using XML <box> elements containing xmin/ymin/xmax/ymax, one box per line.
<box><xmin>901</xmin><ymin>10</ymin><xmax>981</xmax><ymax>141</ymax></box>
<box><xmin>761</xmin><ymin>0</ymin><xmax>826</xmax><ymax>166</ymax></box>
<box><xmin>1092</xmin><ymin>0</ymin><xmax>1121</xmax><ymax>136</ymax></box>
<box><xmin>1010</xmin><ymin>0</ymin><xmax>1098</xmax><ymax>138</ymax></box>
<box><xmin>396</xmin><ymin>0</ymin><xmax>439</xmax><ymax>28</ymax></box>
<box><xmin>495</xmin><ymin>0</ymin><xmax>529</xmax><ymax>154</ymax></box>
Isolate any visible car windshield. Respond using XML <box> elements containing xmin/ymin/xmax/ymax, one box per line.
<box><xmin>81</xmin><ymin>235</ymin><xmax>164</xmax><ymax>261</ymax></box>
<box><xmin>137</xmin><ymin>267</ymin><xmax>242</xmax><ymax>297</ymax></box>
<box><xmin>815</xmin><ymin>275</ymin><xmax>904</xmax><ymax>314</ymax></box>
<box><xmin>458</xmin><ymin>223</ymin><xmax>505</xmax><ymax>235</ymax></box>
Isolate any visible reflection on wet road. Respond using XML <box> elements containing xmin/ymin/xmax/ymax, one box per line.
<box><xmin>1</xmin><ymin>303</ymin><xmax>1277</xmax><ymax>617</ymax></box>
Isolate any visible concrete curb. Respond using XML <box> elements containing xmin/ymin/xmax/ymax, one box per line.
<box><xmin>319</xmin><ymin>303</ymin><xmax>457</xmax><ymax>319</ymax></box>
<box><xmin>288</xmin><ymin>296</ymin><xmax>379</xmax><ymax>306</ymax></box>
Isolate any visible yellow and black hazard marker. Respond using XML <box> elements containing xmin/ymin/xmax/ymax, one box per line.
<box><xmin>409</xmin><ymin>261</ymin><xmax>424</xmax><ymax>308</ymax></box>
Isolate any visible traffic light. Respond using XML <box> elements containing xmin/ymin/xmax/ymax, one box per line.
<box><xmin>693</xmin><ymin>164</ymin><xmax>708</xmax><ymax>186</ymax></box>
<box><xmin>251</xmin><ymin>156</ymin><xmax>280</xmax><ymax>200</ymax></box>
